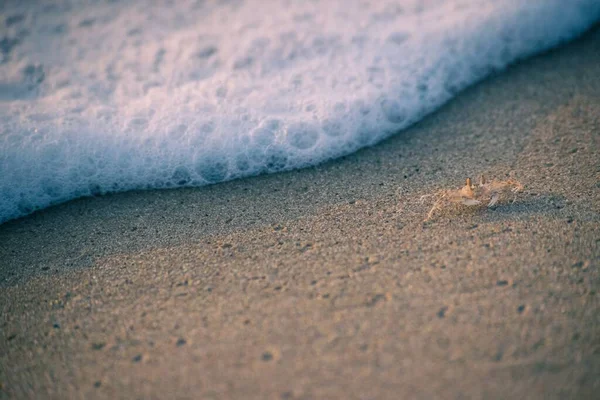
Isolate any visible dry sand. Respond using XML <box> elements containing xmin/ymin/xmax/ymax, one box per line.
<box><xmin>1</xmin><ymin>26</ymin><xmax>599</xmax><ymax>400</ymax></box>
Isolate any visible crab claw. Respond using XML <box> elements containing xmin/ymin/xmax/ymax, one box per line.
<box><xmin>488</xmin><ymin>194</ymin><xmax>499</xmax><ymax>207</ymax></box>
<box><xmin>461</xmin><ymin>198</ymin><xmax>481</xmax><ymax>206</ymax></box>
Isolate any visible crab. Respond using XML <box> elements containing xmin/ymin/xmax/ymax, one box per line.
<box><xmin>421</xmin><ymin>175</ymin><xmax>524</xmax><ymax>221</ymax></box>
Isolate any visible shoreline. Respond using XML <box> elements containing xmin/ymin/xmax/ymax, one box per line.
<box><xmin>1</xmin><ymin>26</ymin><xmax>599</xmax><ymax>399</ymax></box>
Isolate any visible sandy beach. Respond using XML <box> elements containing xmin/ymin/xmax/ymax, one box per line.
<box><xmin>1</xmin><ymin>25</ymin><xmax>599</xmax><ymax>400</ymax></box>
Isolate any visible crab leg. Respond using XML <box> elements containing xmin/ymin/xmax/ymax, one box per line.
<box><xmin>488</xmin><ymin>193</ymin><xmax>499</xmax><ymax>207</ymax></box>
<box><xmin>426</xmin><ymin>195</ymin><xmax>447</xmax><ymax>221</ymax></box>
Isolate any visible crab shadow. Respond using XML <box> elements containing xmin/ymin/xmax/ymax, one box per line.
<box><xmin>476</xmin><ymin>193</ymin><xmax>570</xmax><ymax>223</ymax></box>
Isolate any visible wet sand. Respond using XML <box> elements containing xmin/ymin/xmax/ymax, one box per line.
<box><xmin>1</xmin><ymin>27</ymin><xmax>599</xmax><ymax>400</ymax></box>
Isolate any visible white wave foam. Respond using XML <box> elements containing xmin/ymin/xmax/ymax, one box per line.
<box><xmin>1</xmin><ymin>0</ymin><xmax>599</xmax><ymax>224</ymax></box>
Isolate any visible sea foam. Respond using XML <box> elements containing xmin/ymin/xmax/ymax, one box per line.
<box><xmin>1</xmin><ymin>0</ymin><xmax>599</xmax><ymax>224</ymax></box>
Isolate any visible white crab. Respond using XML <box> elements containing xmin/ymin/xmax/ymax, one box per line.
<box><xmin>422</xmin><ymin>175</ymin><xmax>524</xmax><ymax>220</ymax></box>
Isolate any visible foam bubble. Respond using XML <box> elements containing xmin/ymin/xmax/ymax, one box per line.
<box><xmin>286</xmin><ymin>123</ymin><xmax>320</xmax><ymax>150</ymax></box>
<box><xmin>1</xmin><ymin>0</ymin><xmax>599</xmax><ymax>224</ymax></box>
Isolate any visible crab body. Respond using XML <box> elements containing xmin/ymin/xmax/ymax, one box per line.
<box><xmin>423</xmin><ymin>175</ymin><xmax>523</xmax><ymax>220</ymax></box>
